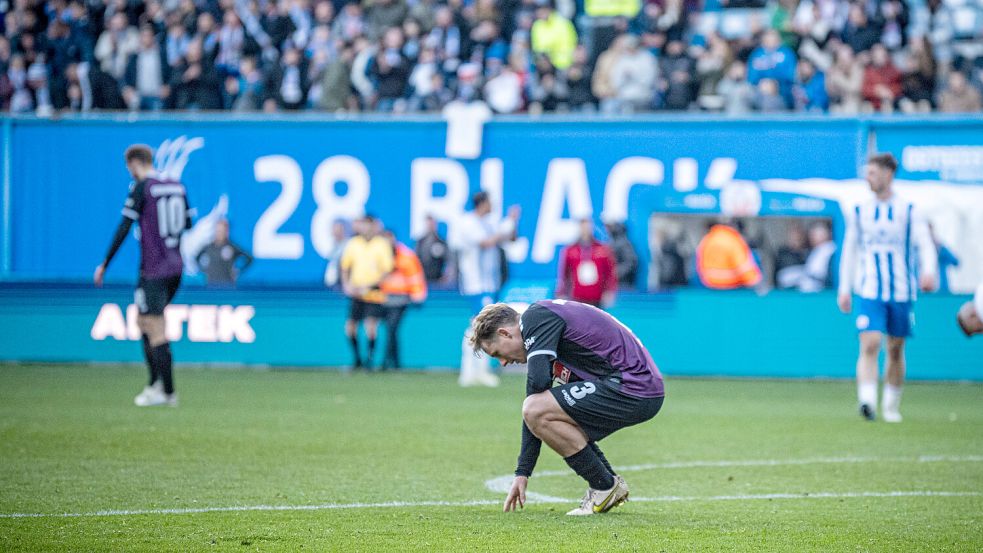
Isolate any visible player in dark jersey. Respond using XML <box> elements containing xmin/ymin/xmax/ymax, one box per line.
<box><xmin>94</xmin><ymin>144</ymin><xmax>192</xmax><ymax>407</ymax></box>
<box><xmin>470</xmin><ymin>299</ymin><xmax>665</xmax><ymax>516</ymax></box>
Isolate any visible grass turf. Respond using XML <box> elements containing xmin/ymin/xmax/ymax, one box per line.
<box><xmin>0</xmin><ymin>364</ymin><xmax>980</xmax><ymax>551</ymax></box>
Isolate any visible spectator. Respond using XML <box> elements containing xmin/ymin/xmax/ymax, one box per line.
<box><xmin>324</xmin><ymin>219</ymin><xmax>351</xmax><ymax>290</ymax></box>
<box><xmin>453</xmin><ymin>191</ymin><xmax>520</xmax><ymax>387</ymax></box>
<box><xmin>170</xmin><ymin>39</ymin><xmax>223</xmax><ymax>109</ymax></box>
<box><xmin>566</xmin><ymin>45</ymin><xmax>596</xmax><ymax>111</ymax></box>
<box><xmin>227</xmin><ymin>56</ymin><xmax>265</xmax><ymax>111</ymax></box>
<box><xmin>747</xmin><ymin>29</ymin><xmax>796</xmax><ymax>108</ymax></box>
<box><xmin>842</xmin><ymin>3</ymin><xmax>880</xmax><ymax>54</ymax></box>
<box><xmin>192</xmin><ymin>11</ymin><xmax>219</xmax><ymax>59</ymax></box>
<box><xmin>694</xmin><ymin>34</ymin><xmax>731</xmax><ymax>109</ymax></box>
<box><xmin>938</xmin><ymin>71</ymin><xmax>982</xmax><ymax>113</ymax></box>
<box><xmin>340</xmin><ymin>214</ymin><xmax>394</xmax><ymax>371</ymax></box>
<box><xmin>827</xmin><ymin>43</ymin><xmax>864</xmax><ymax>114</ymax></box>
<box><xmin>95</xmin><ymin>12</ymin><xmax>139</xmax><ymax>82</ymax></box>
<box><xmin>557</xmin><ymin>218</ymin><xmax>618</xmax><ymax>308</ymax></box>
<box><xmin>876</xmin><ymin>0</ymin><xmax>909</xmax><ymax>52</ymax></box>
<box><xmin>318</xmin><ymin>43</ymin><xmax>355</xmax><ymax>111</ymax></box>
<box><xmin>164</xmin><ymin>21</ymin><xmax>191</xmax><ymax>69</ymax></box>
<box><xmin>716</xmin><ymin>61</ymin><xmax>755</xmax><ymax>114</ymax></box>
<box><xmin>332</xmin><ymin>2</ymin><xmax>366</xmax><ymax>43</ymax></box>
<box><xmin>215</xmin><ymin>10</ymin><xmax>246</xmax><ymax>75</ymax></box>
<box><xmin>123</xmin><ymin>26</ymin><xmax>170</xmax><ymax>111</ymax></box>
<box><xmin>530</xmin><ymin>1</ymin><xmax>577</xmax><ymax>71</ymax></box>
<box><xmin>797</xmin><ymin>222</ymin><xmax>836</xmax><ymax>292</ymax></box>
<box><xmin>610</xmin><ymin>34</ymin><xmax>658</xmax><ymax>113</ymax></box>
<box><xmin>7</xmin><ymin>54</ymin><xmax>33</xmax><ymax>113</ymax></box>
<box><xmin>427</xmin><ymin>6</ymin><xmax>462</xmax><ymax>77</ymax></box>
<box><xmin>695</xmin><ymin>220</ymin><xmax>762</xmax><ymax>290</ymax></box>
<box><xmin>264</xmin><ymin>46</ymin><xmax>309</xmax><ymax>111</ymax></box>
<box><xmin>592</xmin><ymin>34</ymin><xmax>625</xmax><ymax>113</ymax></box>
<box><xmin>862</xmin><ymin>43</ymin><xmax>902</xmax><ymax>113</ymax></box>
<box><xmin>42</xmin><ymin>19</ymin><xmax>87</xmax><ymax>110</ymax></box>
<box><xmin>366</xmin><ymin>0</ymin><xmax>409</xmax><ymax>41</ymax></box>
<box><xmin>195</xmin><ymin>219</ymin><xmax>254</xmax><ymax>288</ymax></box>
<box><xmin>528</xmin><ymin>54</ymin><xmax>567</xmax><ymax>113</ymax></box>
<box><xmin>484</xmin><ymin>54</ymin><xmax>524</xmax><ymax>113</ymax></box>
<box><xmin>774</xmin><ymin>223</ymin><xmax>809</xmax><ymax>288</ymax></box>
<box><xmin>379</xmin><ymin>230</ymin><xmax>428</xmax><ymax>370</ymax></box>
<box><xmin>652</xmin><ymin>228</ymin><xmax>689</xmax><ymax>289</ymax></box>
<box><xmin>603</xmin><ymin>219</ymin><xmax>639</xmax><ymax>289</ymax></box>
<box><xmin>792</xmin><ymin>58</ymin><xmax>829</xmax><ymax>112</ymax></box>
<box><xmin>899</xmin><ymin>46</ymin><xmax>935</xmax><ymax>113</ymax></box>
<box><xmin>415</xmin><ymin>214</ymin><xmax>451</xmax><ymax>284</ymax></box>
<box><xmin>753</xmin><ymin>78</ymin><xmax>787</xmax><ymax>112</ymax></box>
<box><xmin>65</xmin><ymin>62</ymin><xmax>126</xmax><ymax>111</ymax></box>
<box><xmin>370</xmin><ymin>26</ymin><xmax>411</xmax><ymax>112</ymax></box>
<box><xmin>659</xmin><ymin>39</ymin><xmax>694</xmax><ymax>111</ymax></box>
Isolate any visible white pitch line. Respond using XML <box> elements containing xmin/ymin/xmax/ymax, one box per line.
<box><xmin>1</xmin><ymin>491</ymin><xmax>979</xmax><ymax>519</ymax></box>
<box><xmin>491</xmin><ymin>454</ymin><xmax>983</xmax><ymax>480</ymax></box>
<box><xmin>4</xmin><ymin>455</ymin><xmax>981</xmax><ymax>519</ymax></box>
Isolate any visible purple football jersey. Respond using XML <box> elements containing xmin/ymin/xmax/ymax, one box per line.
<box><xmin>121</xmin><ymin>176</ymin><xmax>190</xmax><ymax>278</ymax></box>
<box><xmin>523</xmin><ymin>300</ymin><xmax>665</xmax><ymax>398</ymax></box>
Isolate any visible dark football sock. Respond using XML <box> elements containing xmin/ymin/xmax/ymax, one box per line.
<box><xmin>141</xmin><ymin>335</ymin><xmax>158</xmax><ymax>385</ymax></box>
<box><xmin>349</xmin><ymin>335</ymin><xmax>362</xmax><ymax>366</ymax></box>
<box><xmin>589</xmin><ymin>441</ymin><xmax>616</xmax><ymax>476</ymax></box>
<box><xmin>151</xmin><ymin>343</ymin><xmax>174</xmax><ymax>395</ymax></box>
<box><xmin>367</xmin><ymin>337</ymin><xmax>376</xmax><ymax>366</ymax></box>
<box><xmin>565</xmin><ymin>445</ymin><xmax>615</xmax><ymax>490</ymax></box>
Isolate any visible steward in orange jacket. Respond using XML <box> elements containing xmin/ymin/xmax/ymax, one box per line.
<box><xmin>696</xmin><ymin>223</ymin><xmax>762</xmax><ymax>289</ymax></box>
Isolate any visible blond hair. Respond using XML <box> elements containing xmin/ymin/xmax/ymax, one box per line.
<box><xmin>469</xmin><ymin>303</ymin><xmax>520</xmax><ymax>353</ymax></box>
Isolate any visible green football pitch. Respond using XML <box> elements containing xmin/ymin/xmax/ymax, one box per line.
<box><xmin>1</xmin><ymin>364</ymin><xmax>980</xmax><ymax>552</ymax></box>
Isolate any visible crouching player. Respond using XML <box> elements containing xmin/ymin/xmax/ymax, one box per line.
<box><xmin>470</xmin><ymin>299</ymin><xmax>665</xmax><ymax>515</ymax></box>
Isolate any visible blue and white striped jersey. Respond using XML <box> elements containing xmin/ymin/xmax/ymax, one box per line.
<box><xmin>838</xmin><ymin>193</ymin><xmax>937</xmax><ymax>303</ymax></box>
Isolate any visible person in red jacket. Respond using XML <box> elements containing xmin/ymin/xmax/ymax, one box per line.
<box><xmin>556</xmin><ymin>218</ymin><xmax>618</xmax><ymax>308</ymax></box>
<box><xmin>862</xmin><ymin>44</ymin><xmax>902</xmax><ymax>112</ymax></box>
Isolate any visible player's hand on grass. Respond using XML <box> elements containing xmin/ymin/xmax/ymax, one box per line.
<box><xmin>503</xmin><ymin>476</ymin><xmax>528</xmax><ymax>512</ymax></box>
<box><xmin>837</xmin><ymin>292</ymin><xmax>851</xmax><ymax>314</ymax></box>
<box><xmin>93</xmin><ymin>265</ymin><xmax>105</xmax><ymax>288</ymax></box>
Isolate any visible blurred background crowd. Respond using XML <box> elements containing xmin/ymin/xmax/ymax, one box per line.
<box><xmin>2</xmin><ymin>0</ymin><xmax>982</xmax><ymax>115</ymax></box>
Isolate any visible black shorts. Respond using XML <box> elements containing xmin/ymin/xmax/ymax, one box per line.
<box><xmin>550</xmin><ymin>377</ymin><xmax>664</xmax><ymax>442</ymax></box>
<box><xmin>349</xmin><ymin>298</ymin><xmax>385</xmax><ymax>321</ymax></box>
<box><xmin>135</xmin><ymin>275</ymin><xmax>181</xmax><ymax>316</ymax></box>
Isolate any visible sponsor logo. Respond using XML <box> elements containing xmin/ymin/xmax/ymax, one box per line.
<box><xmin>561</xmin><ymin>389</ymin><xmax>576</xmax><ymax>406</ymax></box>
<box><xmin>856</xmin><ymin>315</ymin><xmax>870</xmax><ymax>330</ymax></box>
<box><xmin>524</xmin><ymin>336</ymin><xmax>535</xmax><ymax>349</ymax></box>
<box><xmin>91</xmin><ymin>303</ymin><xmax>256</xmax><ymax>343</ymax></box>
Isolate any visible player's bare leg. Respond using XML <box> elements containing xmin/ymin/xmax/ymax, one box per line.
<box><xmin>882</xmin><ymin>337</ymin><xmax>906</xmax><ymax>423</ymax></box>
<box><xmin>857</xmin><ymin>331</ymin><xmax>881</xmax><ymax>420</ymax></box>
<box><xmin>522</xmin><ymin>392</ymin><xmax>628</xmax><ymax>515</ymax></box>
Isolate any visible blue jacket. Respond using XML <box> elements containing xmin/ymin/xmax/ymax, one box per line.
<box><xmin>794</xmin><ymin>71</ymin><xmax>829</xmax><ymax>112</ymax></box>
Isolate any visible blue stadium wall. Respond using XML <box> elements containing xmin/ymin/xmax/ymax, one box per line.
<box><xmin>1</xmin><ymin>115</ymin><xmax>981</xmax><ymax>378</ymax></box>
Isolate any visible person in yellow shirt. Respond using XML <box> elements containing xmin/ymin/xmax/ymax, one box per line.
<box><xmin>531</xmin><ymin>2</ymin><xmax>578</xmax><ymax>70</ymax></box>
<box><xmin>340</xmin><ymin>214</ymin><xmax>395</xmax><ymax>370</ymax></box>
<box><xmin>695</xmin><ymin>220</ymin><xmax>762</xmax><ymax>289</ymax></box>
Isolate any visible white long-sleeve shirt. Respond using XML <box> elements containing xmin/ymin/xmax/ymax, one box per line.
<box><xmin>453</xmin><ymin>212</ymin><xmax>515</xmax><ymax>296</ymax></box>
<box><xmin>838</xmin><ymin>192</ymin><xmax>937</xmax><ymax>302</ymax></box>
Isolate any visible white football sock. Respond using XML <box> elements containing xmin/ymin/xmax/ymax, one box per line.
<box><xmin>858</xmin><ymin>381</ymin><xmax>878</xmax><ymax>408</ymax></box>
<box><xmin>882</xmin><ymin>384</ymin><xmax>903</xmax><ymax>413</ymax></box>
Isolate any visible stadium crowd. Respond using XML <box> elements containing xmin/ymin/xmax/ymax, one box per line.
<box><xmin>2</xmin><ymin>0</ymin><xmax>982</xmax><ymax>115</ymax></box>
